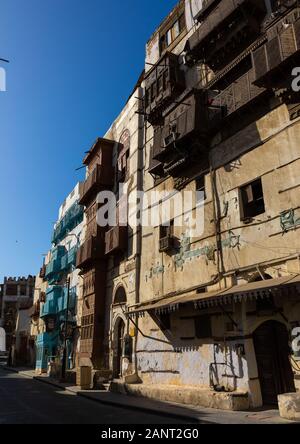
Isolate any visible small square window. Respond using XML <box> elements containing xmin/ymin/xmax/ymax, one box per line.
<box><xmin>239</xmin><ymin>178</ymin><xmax>265</xmax><ymax>220</ymax></box>
<box><xmin>159</xmin><ymin>220</ymin><xmax>174</xmax><ymax>240</ymax></box>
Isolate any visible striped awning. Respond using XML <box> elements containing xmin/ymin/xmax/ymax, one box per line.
<box><xmin>130</xmin><ymin>275</ymin><xmax>300</xmax><ymax>315</ymax></box>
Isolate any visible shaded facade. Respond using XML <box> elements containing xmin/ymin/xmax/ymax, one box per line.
<box><xmin>125</xmin><ymin>0</ymin><xmax>300</xmax><ymax>409</ymax></box>
<box><xmin>0</xmin><ymin>276</ymin><xmax>35</xmax><ymax>358</ymax></box>
<box><xmin>76</xmin><ymin>81</ymin><xmax>144</xmax><ymax>387</ymax></box>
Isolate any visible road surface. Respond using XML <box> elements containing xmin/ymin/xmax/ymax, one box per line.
<box><xmin>0</xmin><ymin>369</ymin><xmax>190</xmax><ymax>424</ymax></box>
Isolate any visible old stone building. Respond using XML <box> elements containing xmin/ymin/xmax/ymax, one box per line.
<box><xmin>0</xmin><ymin>276</ymin><xmax>35</xmax><ymax>357</ymax></box>
<box><xmin>76</xmin><ymin>77</ymin><xmax>144</xmax><ymax>387</ymax></box>
<box><xmin>34</xmin><ymin>183</ymin><xmax>84</xmax><ymax>376</ymax></box>
<box><xmin>113</xmin><ymin>0</ymin><xmax>300</xmax><ymax>410</ymax></box>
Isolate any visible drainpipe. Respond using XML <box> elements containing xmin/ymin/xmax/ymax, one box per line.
<box><xmin>132</xmin><ymin>85</ymin><xmax>144</xmax><ymax>378</ymax></box>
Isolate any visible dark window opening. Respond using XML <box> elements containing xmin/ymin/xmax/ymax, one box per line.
<box><xmin>256</xmin><ymin>295</ymin><xmax>276</xmax><ymax>313</ymax></box>
<box><xmin>20</xmin><ymin>285</ymin><xmax>27</xmax><ymax>296</ymax></box>
<box><xmin>196</xmin><ymin>176</ymin><xmax>206</xmax><ymax>202</ymax></box>
<box><xmin>159</xmin><ymin>220</ymin><xmax>174</xmax><ymax>240</ymax></box>
<box><xmin>240</xmin><ymin>178</ymin><xmax>265</xmax><ymax>220</ymax></box>
<box><xmin>195</xmin><ymin>315</ymin><xmax>212</xmax><ymax>339</ymax></box>
<box><xmin>5</xmin><ymin>285</ymin><xmax>17</xmax><ymax>296</ymax></box>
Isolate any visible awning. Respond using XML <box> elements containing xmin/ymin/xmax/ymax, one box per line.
<box><xmin>130</xmin><ymin>275</ymin><xmax>300</xmax><ymax>315</ymax></box>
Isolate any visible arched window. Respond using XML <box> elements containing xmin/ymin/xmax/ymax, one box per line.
<box><xmin>114</xmin><ymin>286</ymin><xmax>127</xmax><ymax>305</ymax></box>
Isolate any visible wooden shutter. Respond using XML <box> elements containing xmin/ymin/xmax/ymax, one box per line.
<box><xmin>267</xmin><ymin>36</ymin><xmax>282</xmax><ymax>70</ymax></box>
<box><xmin>280</xmin><ymin>24</ymin><xmax>297</xmax><ymax>59</ymax></box>
<box><xmin>234</xmin><ymin>73</ymin><xmax>250</xmax><ymax>111</ymax></box>
<box><xmin>252</xmin><ymin>45</ymin><xmax>268</xmax><ymax>81</ymax></box>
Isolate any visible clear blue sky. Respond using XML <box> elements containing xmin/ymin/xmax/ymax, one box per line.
<box><xmin>0</xmin><ymin>0</ymin><xmax>177</xmax><ymax>281</ymax></box>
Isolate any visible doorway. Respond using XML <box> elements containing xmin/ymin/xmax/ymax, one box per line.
<box><xmin>253</xmin><ymin>320</ymin><xmax>295</xmax><ymax>405</ymax></box>
<box><xmin>114</xmin><ymin>318</ymin><xmax>125</xmax><ymax>378</ymax></box>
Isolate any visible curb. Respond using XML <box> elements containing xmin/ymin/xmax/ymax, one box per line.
<box><xmin>1</xmin><ymin>367</ymin><xmax>204</xmax><ymax>424</ymax></box>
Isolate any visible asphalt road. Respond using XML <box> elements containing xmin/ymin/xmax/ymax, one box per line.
<box><xmin>0</xmin><ymin>369</ymin><xmax>191</xmax><ymax>425</ymax></box>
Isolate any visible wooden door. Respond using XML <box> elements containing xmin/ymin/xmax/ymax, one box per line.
<box><xmin>253</xmin><ymin>321</ymin><xmax>295</xmax><ymax>405</ymax></box>
<box><xmin>115</xmin><ymin>319</ymin><xmax>125</xmax><ymax>378</ymax></box>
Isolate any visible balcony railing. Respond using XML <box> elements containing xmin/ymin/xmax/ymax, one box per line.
<box><xmin>252</xmin><ymin>18</ymin><xmax>300</xmax><ymax>86</ymax></box>
<box><xmin>51</xmin><ymin>201</ymin><xmax>84</xmax><ymax>245</ymax></box>
<box><xmin>76</xmin><ymin>236</ymin><xmax>105</xmax><ymax>269</ymax></box>
<box><xmin>79</xmin><ymin>164</ymin><xmax>114</xmax><ymax>207</ymax></box>
<box><xmin>105</xmin><ymin>226</ymin><xmax>128</xmax><ymax>255</ymax></box>
<box><xmin>208</xmin><ymin>68</ymin><xmax>266</xmax><ymax>125</ymax></box>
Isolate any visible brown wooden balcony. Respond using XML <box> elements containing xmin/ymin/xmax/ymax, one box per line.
<box><xmin>208</xmin><ymin>68</ymin><xmax>266</xmax><ymax>126</ymax></box>
<box><xmin>79</xmin><ymin>164</ymin><xmax>114</xmax><ymax>206</ymax></box>
<box><xmin>252</xmin><ymin>18</ymin><xmax>300</xmax><ymax>87</ymax></box>
<box><xmin>152</xmin><ymin>90</ymin><xmax>208</xmax><ymax>164</ymax></box>
<box><xmin>39</xmin><ymin>265</ymin><xmax>46</xmax><ymax>279</ymax></box>
<box><xmin>148</xmin><ymin>146</ymin><xmax>164</xmax><ymax>178</ymax></box>
<box><xmin>105</xmin><ymin>226</ymin><xmax>128</xmax><ymax>255</ymax></box>
<box><xmin>187</xmin><ymin>0</ymin><xmax>266</xmax><ymax>69</ymax></box>
<box><xmin>144</xmin><ymin>52</ymin><xmax>185</xmax><ymax>125</ymax></box>
<box><xmin>76</xmin><ymin>236</ymin><xmax>105</xmax><ymax>270</ymax></box>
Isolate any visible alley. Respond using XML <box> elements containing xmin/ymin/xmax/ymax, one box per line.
<box><xmin>0</xmin><ymin>370</ymin><xmax>190</xmax><ymax>425</ymax></box>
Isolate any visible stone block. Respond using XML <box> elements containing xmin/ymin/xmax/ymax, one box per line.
<box><xmin>278</xmin><ymin>393</ymin><xmax>300</xmax><ymax>421</ymax></box>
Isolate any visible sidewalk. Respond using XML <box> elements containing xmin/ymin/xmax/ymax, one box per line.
<box><xmin>1</xmin><ymin>366</ymin><xmax>297</xmax><ymax>424</ymax></box>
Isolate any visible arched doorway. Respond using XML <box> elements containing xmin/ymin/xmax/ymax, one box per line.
<box><xmin>253</xmin><ymin>321</ymin><xmax>295</xmax><ymax>405</ymax></box>
<box><xmin>0</xmin><ymin>327</ymin><xmax>6</xmax><ymax>352</ymax></box>
<box><xmin>113</xmin><ymin>318</ymin><xmax>125</xmax><ymax>378</ymax></box>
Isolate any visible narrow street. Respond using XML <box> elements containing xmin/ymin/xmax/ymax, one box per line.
<box><xmin>0</xmin><ymin>370</ymin><xmax>190</xmax><ymax>425</ymax></box>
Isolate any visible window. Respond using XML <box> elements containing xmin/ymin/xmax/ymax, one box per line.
<box><xmin>81</xmin><ymin>314</ymin><xmax>94</xmax><ymax>340</ymax></box>
<box><xmin>159</xmin><ymin>220</ymin><xmax>174</xmax><ymax>239</ymax></box>
<box><xmin>20</xmin><ymin>285</ymin><xmax>27</xmax><ymax>296</ymax></box>
<box><xmin>5</xmin><ymin>285</ymin><xmax>17</xmax><ymax>296</ymax></box>
<box><xmin>196</xmin><ymin>176</ymin><xmax>206</xmax><ymax>202</ymax></box>
<box><xmin>239</xmin><ymin>178</ymin><xmax>265</xmax><ymax>220</ymax></box>
<box><xmin>117</xmin><ymin>130</ymin><xmax>131</xmax><ymax>186</ymax></box>
<box><xmin>194</xmin><ymin>315</ymin><xmax>212</xmax><ymax>339</ymax></box>
<box><xmin>160</xmin><ymin>13</ymin><xmax>186</xmax><ymax>53</ymax></box>
<box><xmin>159</xmin><ymin>221</ymin><xmax>175</xmax><ymax>252</ymax></box>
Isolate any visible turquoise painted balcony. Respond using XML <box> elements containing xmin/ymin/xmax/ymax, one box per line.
<box><xmin>67</xmin><ymin>247</ymin><xmax>77</xmax><ymax>267</ymax></box>
<box><xmin>45</xmin><ymin>246</ymin><xmax>78</xmax><ymax>282</ymax></box>
<box><xmin>51</xmin><ymin>246</ymin><xmax>67</xmax><ymax>261</ymax></box>
<box><xmin>51</xmin><ymin>201</ymin><xmax>84</xmax><ymax>245</ymax></box>
<box><xmin>40</xmin><ymin>299</ymin><xmax>57</xmax><ymax>317</ymax></box>
<box><xmin>45</xmin><ymin>259</ymin><xmax>61</xmax><ymax>280</ymax></box>
<box><xmin>57</xmin><ymin>287</ymin><xmax>77</xmax><ymax>313</ymax></box>
<box><xmin>40</xmin><ymin>286</ymin><xmax>62</xmax><ymax>318</ymax></box>
<box><xmin>40</xmin><ymin>286</ymin><xmax>77</xmax><ymax>318</ymax></box>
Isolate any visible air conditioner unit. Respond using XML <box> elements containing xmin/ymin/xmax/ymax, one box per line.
<box><xmin>159</xmin><ymin>236</ymin><xmax>174</xmax><ymax>253</ymax></box>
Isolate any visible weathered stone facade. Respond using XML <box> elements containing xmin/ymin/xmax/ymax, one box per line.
<box><xmin>74</xmin><ymin>0</ymin><xmax>300</xmax><ymax>412</ymax></box>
